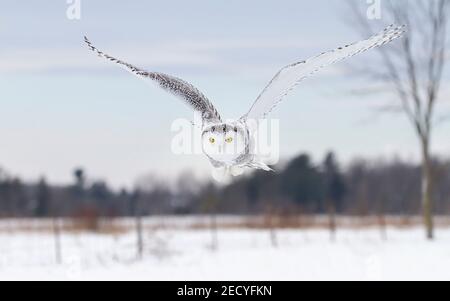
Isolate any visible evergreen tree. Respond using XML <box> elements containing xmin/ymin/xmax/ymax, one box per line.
<box><xmin>35</xmin><ymin>177</ymin><xmax>50</xmax><ymax>217</ymax></box>
<box><xmin>280</xmin><ymin>154</ymin><xmax>323</xmax><ymax>211</ymax></box>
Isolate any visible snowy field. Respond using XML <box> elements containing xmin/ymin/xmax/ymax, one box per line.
<box><xmin>0</xmin><ymin>217</ymin><xmax>450</xmax><ymax>281</ymax></box>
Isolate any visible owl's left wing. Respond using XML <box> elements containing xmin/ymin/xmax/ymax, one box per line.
<box><xmin>241</xmin><ymin>24</ymin><xmax>406</xmax><ymax>121</ymax></box>
<box><xmin>84</xmin><ymin>37</ymin><xmax>222</xmax><ymax>123</ymax></box>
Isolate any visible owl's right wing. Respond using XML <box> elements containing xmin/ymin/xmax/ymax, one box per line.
<box><xmin>84</xmin><ymin>36</ymin><xmax>222</xmax><ymax>123</ymax></box>
<box><xmin>241</xmin><ymin>25</ymin><xmax>406</xmax><ymax>121</ymax></box>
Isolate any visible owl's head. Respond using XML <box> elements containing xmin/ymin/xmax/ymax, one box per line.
<box><xmin>201</xmin><ymin>121</ymin><xmax>248</xmax><ymax>164</ymax></box>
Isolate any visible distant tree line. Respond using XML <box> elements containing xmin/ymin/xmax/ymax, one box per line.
<box><xmin>0</xmin><ymin>152</ymin><xmax>449</xmax><ymax>218</ymax></box>
<box><xmin>191</xmin><ymin>153</ymin><xmax>450</xmax><ymax>217</ymax></box>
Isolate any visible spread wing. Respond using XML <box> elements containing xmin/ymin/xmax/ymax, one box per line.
<box><xmin>84</xmin><ymin>36</ymin><xmax>222</xmax><ymax>123</ymax></box>
<box><xmin>241</xmin><ymin>24</ymin><xmax>406</xmax><ymax>120</ymax></box>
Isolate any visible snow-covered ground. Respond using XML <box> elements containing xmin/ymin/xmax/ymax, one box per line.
<box><xmin>0</xmin><ymin>218</ymin><xmax>449</xmax><ymax>280</ymax></box>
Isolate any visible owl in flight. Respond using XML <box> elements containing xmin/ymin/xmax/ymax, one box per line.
<box><xmin>85</xmin><ymin>25</ymin><xmax>405</xmax><ymax>181</ymax></box>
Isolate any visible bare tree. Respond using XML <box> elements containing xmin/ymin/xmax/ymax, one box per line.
<box><xmin>131</xmin><ymin>189</ymin><xmax>143</xmax><ymax>259</ymax></box>
<box><xmin>201</xmin><ymin>185</ymin><xmax>219</xmax><ymax>251</ymax></box>
<box><xmin>322</xmin><ymin>152</ymin><xmax>346</xmax><ymax>242</ymax></box>
<box><xmin>347</xmin><ymin>0</ymin><xmax>449</xmax><ymax>240</ymax></box>
<box><xmin>264</xmin><ymin>202</ymin><xmax>278</xmax><ymax>248</ymax></box>
<box><xmin>210</xmin><ymin>206</ymin><xmax>219</xmax><ymax>251</ymax></box>
<box><xmin>52</xmin><ymin>216</ymin><xmax>62</xmax><ymax>264</ymax></box>
<box><xmin>38</xmin><ymin>177</ymin><xmax>62</xmax><ymax>264</ymax></box>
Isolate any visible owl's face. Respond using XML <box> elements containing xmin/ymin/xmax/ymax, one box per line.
<box><xmin>202</xmin><ymin>122</ymin><xmax>248</xmax><ymax>164</ymax></box>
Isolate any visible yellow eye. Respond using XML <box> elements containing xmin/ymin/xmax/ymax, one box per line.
<box><xmin>225</xmin><ymin>137</ymin><xmax>233</xmax><ymax>143</ymax></box>
<box><xmin>209</xmin><ymin>137</ymin><xmax>215</xmax><ymax>144</ymax></box>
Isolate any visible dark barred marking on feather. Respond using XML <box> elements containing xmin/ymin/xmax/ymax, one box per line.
<box><xmin>84</xmin><ymin>36</ymin><xmax>222</xmax><ymax>123</ymax></box>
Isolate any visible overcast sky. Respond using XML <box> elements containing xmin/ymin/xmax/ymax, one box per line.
<box><xmin>0</xmin><ymin>0</ymin><xmax>449</xmax><ymax>189</ymax></box>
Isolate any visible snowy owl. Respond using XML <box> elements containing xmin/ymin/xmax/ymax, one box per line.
<box><xmin>84</xmin><ymin>24</ymin><xmax>405</xmax><ymax>181</ymax></box>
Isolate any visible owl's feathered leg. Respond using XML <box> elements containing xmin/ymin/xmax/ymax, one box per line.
<box><xmin>211</xmin><ymin>166</ymin><xmax>245</xmax><ymax>182</ymax></box>
<box><xmin>211</xmin><ymin>167</ymin><xmax>230</xmax><ymax>183</ymax></box>
<box><xmin>230</xmin><ymin>166</ymin><xmax>245</xmax><ymax>177</ymax></box>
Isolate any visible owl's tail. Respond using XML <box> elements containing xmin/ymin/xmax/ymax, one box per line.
<box><xmin>247</xmin><ymin>160</ymin><xmax>274</xmax><ymax>172</ymax></box>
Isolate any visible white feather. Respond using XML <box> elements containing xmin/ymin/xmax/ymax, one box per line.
<box><xmin>242</xmin><ymin>25</ymin><xmax>406</xmax><ymax>120</ymax></box>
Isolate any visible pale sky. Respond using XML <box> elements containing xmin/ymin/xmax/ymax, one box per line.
<box><xmin>0</xmin><ymin>0</ymin><xmax>449</xmax><ymax>189</ymax></box>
